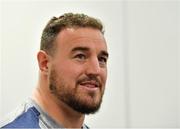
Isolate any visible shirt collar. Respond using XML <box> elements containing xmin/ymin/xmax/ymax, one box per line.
<box><xmin>28</xmin><ymin>98</ymin><xmax>89</xmax><ymax>129</ymax></box>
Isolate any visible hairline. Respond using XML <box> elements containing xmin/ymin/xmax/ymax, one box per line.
<box><xmin>48</xmin><ymin>26</ymin><xmax>104</xmax><ymax>57</ymax></box>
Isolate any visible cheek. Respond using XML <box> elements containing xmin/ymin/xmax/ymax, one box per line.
<box><xmin>101</xmin><ymin>69</ymin><xmax>107</xmax><ymax>83</ymax></box>
<box><xmin>56</xmin><ymin>62</ymin><xmax>84</xmax><ymax>81</ymax></box>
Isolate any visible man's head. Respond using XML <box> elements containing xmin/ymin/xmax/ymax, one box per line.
<box><xmin>38</xmin><ymin>13</ymin><xmax>108</xmax><ymax>114</ymax></box>
<box><xmin>40</xmin><ymin>13</ymin><xmax>104</xmax><ymax>56</ymax></box>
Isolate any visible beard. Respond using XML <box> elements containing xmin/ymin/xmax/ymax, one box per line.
<box><xmin>49</xmin><ymin>68</ymin><xmax>105</xmax><ymax>114</ymax></box>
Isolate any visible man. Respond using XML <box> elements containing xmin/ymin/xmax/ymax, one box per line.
<box><xmin>1</xmin><ymin>13</ymin><xmax>109</xmax><ymax>128</ymax></box>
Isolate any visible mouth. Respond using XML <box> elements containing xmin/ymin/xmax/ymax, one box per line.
<box><xmin>79</xmin><ymin>81</ymin><xmax>100</xmax><ymax>91</ymax></box>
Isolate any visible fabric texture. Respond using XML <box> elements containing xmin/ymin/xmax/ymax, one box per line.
<box><xmin>0</xmin><ymin>98</ymin><xmax>89</xmax><ymax>129</ymax></box>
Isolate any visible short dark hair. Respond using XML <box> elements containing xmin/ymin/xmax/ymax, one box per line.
<box><xmin>40</xmin><ymin>13</ymin><xmax>104</xmax><ymax>55</ymax></box>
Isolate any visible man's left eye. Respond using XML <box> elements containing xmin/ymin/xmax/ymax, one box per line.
<box><xmin>98</xmin><ymin>57</ymin><xmax>107</xmax><ymax>64</ymax></box>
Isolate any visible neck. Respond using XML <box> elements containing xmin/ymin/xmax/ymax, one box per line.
<box><xmin>32</xmin><ymin>74</ymin><xmax>85</xmax><ymax>128</ymax></box>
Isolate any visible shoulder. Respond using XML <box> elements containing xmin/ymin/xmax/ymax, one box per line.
<box><xmin>1</xmin><ymin>104</ymin><xmax>40</xmax><ymax>128</ymax></box>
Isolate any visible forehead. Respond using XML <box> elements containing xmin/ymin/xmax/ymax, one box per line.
<box><xmin>55</xmin><ymin>27</ymin><xmax>107</xmax><ymax>53</ymax></box>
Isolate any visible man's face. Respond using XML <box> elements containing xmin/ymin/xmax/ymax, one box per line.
<box><xmin>48</xmin><ymin>27</ymin><xmax>108</xmax><ymax>114</ymax></box>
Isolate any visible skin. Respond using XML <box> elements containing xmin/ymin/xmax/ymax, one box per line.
<box><xmin>32</xmin><ymin>27</ymin><xmax>108</xmax><ymax>128</ymax></box>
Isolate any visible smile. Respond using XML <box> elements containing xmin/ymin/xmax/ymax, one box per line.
<box><xmin>79</xmin><ymin>81</ymin><xmax>100</xmax><ymax>91</ymax></box>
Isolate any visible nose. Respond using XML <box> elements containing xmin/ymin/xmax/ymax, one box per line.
<box><xmin>85</xmin><ymin>58</ymin><xmax>101</xmax><ymax>76</ymax></box>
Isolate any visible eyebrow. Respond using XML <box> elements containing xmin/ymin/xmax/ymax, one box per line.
<box><xmin>71</xmin><ymin>46</ymin><xmax>109</xmax><ymax>57</ymax></box>
<box><xmin>100</xmin><ymin>51</ymin><xmax>109</xmax><ymax>58</ymax></box>
<box><xmin>71</xmin><ymin>47</ymin><xmax>90</xmax><ymax>52</ymax></box>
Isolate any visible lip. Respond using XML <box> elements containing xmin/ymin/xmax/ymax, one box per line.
<box><xmin>80</xmin><ymin>81</ymin><xmax>99</xmax><ymax>87</ymax></box>
<box><xmin>79</xmin><ymin>81</ymin><xmax>99</xmax><ymax>91</ymax></box>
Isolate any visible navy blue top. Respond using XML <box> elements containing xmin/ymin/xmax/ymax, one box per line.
<box><xmin>2</xmin><ymin>107</ymin><xmax>40</xmax><ymax>128</ymax></box>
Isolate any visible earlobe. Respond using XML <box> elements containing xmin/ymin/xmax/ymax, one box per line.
<box><xmin>37</xmin><ymin>50</ymin><xmax>49</xmax><ymax>74</ymax></box>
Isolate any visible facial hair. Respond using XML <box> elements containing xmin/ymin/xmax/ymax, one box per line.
<box><xmin>49</xmin><ymin>68</ymin><xmax>105</xmax><ymax>114</ymax></box>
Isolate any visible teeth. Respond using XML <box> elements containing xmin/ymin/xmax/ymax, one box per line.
<box><xmin>80</xmin><ymin>82</ymin><xmax>98</xmax><ymax>87</ymax></box>
<box><xmin>88</xmin><ymin>84</ymin><xmax>96</xmax><ymax>87</ymax></box>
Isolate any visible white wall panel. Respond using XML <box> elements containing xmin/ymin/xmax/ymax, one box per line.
<box><xmin>125</xmin><ymin>1</ymin><xmax>179</xmax><ymax>127</ymax></box>
<box><xmin>0</xmin><ymin>1</ymin><xmax>2</xmax><ymax>119</ymax></box>
<box><xmin>178</xmin><ymin>1</ymin><xmax>180</xmax><ymax>127</ymax></box>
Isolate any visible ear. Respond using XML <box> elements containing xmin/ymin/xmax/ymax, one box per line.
<box><xmin>37</xmin><ymin>50</ymin><xmax>50</xmax><ymax>74</ymax></box>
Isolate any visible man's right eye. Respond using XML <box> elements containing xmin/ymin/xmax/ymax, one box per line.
<box><xmin>74</xmin><ymin>54</ymin><xmax>86</xmax><ymax>60</ymax></box>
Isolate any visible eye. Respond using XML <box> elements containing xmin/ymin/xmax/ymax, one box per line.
<box><xmin>98</xmin><ymin>56</ymin><xmax>107</xmax><ymax>65</ymax></box>
<box><xmin>74</xmin><ymin>53</ymin><xmax>86</xmax><ymax>60</ymax></box>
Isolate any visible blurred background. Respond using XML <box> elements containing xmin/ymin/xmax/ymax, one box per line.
<box><xmin>0</xmin><ymin>0</ymin><xmax>179</xmax><ymax>128</ymax></box>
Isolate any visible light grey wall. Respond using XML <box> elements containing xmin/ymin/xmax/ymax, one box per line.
<box><xmin>125</xmin><ymin>1</ymin><xmax>179</xmax><ymax>127</ymax></box>
<box><xmin>178</xmin><ymin>1</ymin><xmax>180</xmax><ymax>127</ymax></box>
<box><xmin>0</xmin><ymin>0</ymin><xmax>179</xmax><ymax>128</ymax></box>
<box><xmin>0</xmin><ymin>5</ymin><xmax>2</xmax><ymax>122</ymax></box>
